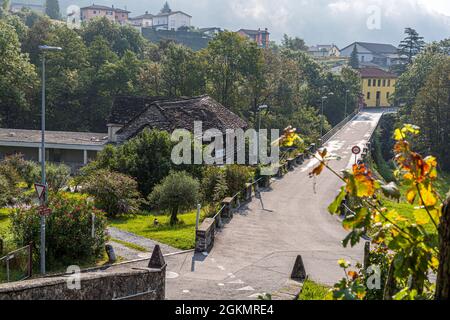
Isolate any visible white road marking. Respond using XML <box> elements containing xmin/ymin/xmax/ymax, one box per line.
<box><xmin>166</xmin><ymin>272</ymin><xmax>179</xmax><ymax>279</ymax></box>
<box><xmin>218</xmin><ymin>265</ymin><xmax>225</xmax><ymax>271</ymax></box>
<box><xmin>237</xmin><ymin>286</ymin><xmax>255</xmax><ymax>291</ymax></box>
<box><xmin>228</xmin><ymin>279</ymin><xmax>245</xmax><ymax>284</ymax></box>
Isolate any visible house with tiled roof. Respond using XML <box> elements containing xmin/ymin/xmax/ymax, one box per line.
<box><xmin>359</xmin><ymin>68</ymin><xmax>398</xmax><ymax>108</ymax></box>
<box><xmin>80</xmin><ymin>4</ymin><xmax>130</xmax><ymax>25</ymax></box>
<box><xmin>340</xmin><ymin>42</ymin><xmax>403</xmax><ymax>69</ymax></box>
<box><xmin>237</xmin><ymin>28</ymin><xmax>270</xmax><ymax>48</ymax></box>
<box><xmin>107</xmin><ymin>95</ymin><xmax>247</xmax><ymax>143</ymax></box>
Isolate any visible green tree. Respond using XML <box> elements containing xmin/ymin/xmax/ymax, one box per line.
<box><xmin>0</xmin><ymin>20</ymin><xmax>38</xmax><ymax>128</ymax></box>
<box><xmin>161</xmin><ymin>42</ymin><xmax>205</xmax><ymax>97</ymax></box>
<box><xmin>349</xmin><ymin>45</ymin><xmax>359</xmax><ymax>69</ymax></box>
<box><xmin>45</xmin><ymin>0</ymin><xmax>60</xmax><ymax>20</ymax></box>
<box><xmin>411</xmin><ymin>57</ymin><xmax>450</xmax><ymax>170</ymax></box>
<box><xmin>148</xmin><ymin>171</ymin><xmax>200</xmax><ymax>225</ymax></box>
<box><xmin>398</xmin><ymin>27</ymin><xmax>425</xmax><ymax>64</ymax></box>
<box><xmin>281</xmin><ymin>34</ymin><xmax>308</xmax><ymax>51</ymax></box>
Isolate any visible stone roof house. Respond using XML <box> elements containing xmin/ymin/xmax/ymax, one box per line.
<box><xmin>107</xmin><ymin>95</ymin><xmax>247</xmax><ymax>143</ymax></box>
<box><xmin>340</xmin><ymin>42</ymin><xmax>402</xmax><ymax>69</ymax></box>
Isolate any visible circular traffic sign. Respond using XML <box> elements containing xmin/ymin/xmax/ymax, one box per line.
<box><xmin>352</xmin><ymin>146</ymin><xmax>361</xmax><ymax>155</ymax></box>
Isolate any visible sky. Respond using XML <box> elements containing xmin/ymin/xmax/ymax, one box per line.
<box><xmin>59</xmin><ymin>0</ymin><xmax>450</xmax><ymax>47</ymax></box>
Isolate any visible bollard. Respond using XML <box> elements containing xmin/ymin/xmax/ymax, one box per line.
<box><xmin>148</xmin><ymin>245</ymin><xmax>166</xmax><ymax>269</ymax></box>
<box><xmin>291</xmin><ymin>255</ymin><xmax>307</xmax><ymax>281</ymax></box>
<box><xmin>105</xmin><ymin>244</ymin><xmax>117</xmax><ymax>264</ymax></box>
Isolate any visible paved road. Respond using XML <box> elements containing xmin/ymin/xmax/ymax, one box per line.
<box><xmin>160</xmin><ymin>110</ymin><xmax>384</xmax><ymax>300</ymax></box>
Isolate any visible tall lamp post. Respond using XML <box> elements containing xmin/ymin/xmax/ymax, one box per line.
<box><xmin>38</xmin><ymin>45</ymin><xmax>62</xmax><ymax>275</ymax></box>
<box><xmin>257</xmin><ymin>105</ymin><xmax>268</xmax><ymax>164</ymax></box>
<box><xmin>320</xmin><ymin>92</ymin><xmax>334</xmax><ymax>138</ymax></box>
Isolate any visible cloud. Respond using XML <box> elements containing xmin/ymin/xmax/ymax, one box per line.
<box><xmin>60</xmin><ymin>0</ymin><xmax>450</xmax><ymax>47</ymax></box>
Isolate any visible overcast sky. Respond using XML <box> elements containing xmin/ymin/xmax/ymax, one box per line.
<box><xmin>60</xmin><ymin>0</ymin><xmax>450</xmax><ymax>47</ymax></box>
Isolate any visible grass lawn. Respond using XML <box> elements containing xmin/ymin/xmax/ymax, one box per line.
<box><xmin>109</xmin><ymin>209</ymin><xmax>207</xmax><ymax>251</ymax></box>
<box><xmin>299</xmin><ymin>280</ymin><xmax>331</xmax><ymax>300</ymax></box>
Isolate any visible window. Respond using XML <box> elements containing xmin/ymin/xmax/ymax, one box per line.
<box><xmin>368</xmin><ymin>79</ymin><xmax>371</xmax><ymax>87</ymax></box>
<box><xmin>388</xmin><ymin>80</ymin><xmax>391</xmax><ymax>87</ymax></box>
<box><xmin>378</xmin><ymin>79</ymin><xmax>381</xmax><ymax>87</ymax></box>
<box><xmin>361</xmin><ymin>56</ymin><xmax>365</xmax><ymax>62</ymax></box>
<box><xmin>386</xmin><ymin>92</ymin><xmax>390</xmax><ymax>99</ymax></box>
<box><xmin>93</xmin><ymin>10</ymin><xmax>97</xmax><ymax>14</ymax></box>
<box><xmin>383</xmin><ymin>79</ymin><xmax>386</xmax><ymax>87</ymax></box>
<box><xmin>367</xmin><ymin>92</ymin><xmax>371</xmax><ymax>100</ymax></box>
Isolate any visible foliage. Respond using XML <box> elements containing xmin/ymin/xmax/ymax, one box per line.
<box><xmin>349</xmin><ymin>45</ymin><xmax>359</xmax><ymax>69</ymax></box>
<box><xmin>224</xmin><ymin>165</ymin><xmax>254</xmax><ymax>197</ymax></box>
<box><xmin>148</xmin><ymin>171</ymin><xmax>200</xmax><ymax>226</ymax></box>
<box><xmin>10</xmin><ymin>192</ymin><xmax>108</xmax><ymax>266</ymax></box>
<box><xmin>311</xmin><ymin>125</ymin><xmax>444</xmax><ymax>300</ymax></box>
<box><xmin>45</xmin><ymin>0</ymin><xmax>60</xmax><ymax>20</ymax></box>
<box><xmin>299</xmin><ymin>280</ymin><xmax>330</xmax><ymax>300</ymax></box>
<box><xmin>281</xmin><ymin>34</ymin><xmax>308</xmax><ymax>52</ymax></box>
<box><xmin>201</xmin><ymin>167</ymin><xmax>228</xmax><ymax>204</ymax></box>
<box><xmin>398</xmin><ymin>28</ymin><xmax>425</xmax><ymax>65</ymax></box>
<box><xmin>82</xmin><ymin>169</ymin><xmax>142</xmax><ymax>217</ymax></box>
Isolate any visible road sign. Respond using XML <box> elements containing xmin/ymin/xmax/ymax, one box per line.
<box><xmin>38</xmin><ymin>206</ymin><xmax>52</xmax><ymax>217</ymax></box>
<box><xmin>352</xmin><ymin>146</ymin><xmax>362</xmax><ymax>155</ymax></box>
<box><xmin>34</xmin><ymin>183</ymin><xmax>47</xmax><ymax>201</ymax></box>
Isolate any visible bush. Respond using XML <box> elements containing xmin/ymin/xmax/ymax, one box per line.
<box><xmin>10</xmin><ymin>192</ymin><xmax>108</xmax><ymax>267</ymax></box>
<box><xmin>148</xmin><ymin>171</ymin><xmax>200</xmax><ymax>225</ymax></box>
<box><xmin>225</xmin><ymin>165</ymin><xmax>254</xmax><ymax>197</ymax></box>
<box><xmin>201</xmin><ymin>167</ymin><xmax>228</xmax><ymax>204</ymax></box>
<box><xmin>1</xmin><ymin>154</ymin><xmax>39</xmax><ymax>188</ymax></box>
<box><xmin>82</xmin><ymin>170</ymin><xmax>142</xmax><ymax>217</ymax></box>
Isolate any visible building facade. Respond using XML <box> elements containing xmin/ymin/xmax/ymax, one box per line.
<box><xmin>359</xmin><ymin>68</ymin><xmax>397</xmax><ymax>108</ymax></box>
<box><xmin>308</xmin><ymin>44</ymin><xmax>340</xmax><ymax>58</ymax></box>
<box><xmin>151</xmin><ymin>11</ymin><xmax>191</xmax><ymax>30</ymax></box>
<box><xmin>237</xmin><ymin>29</ymin><xmax>270</xmax><ymax>48</ymax></box>
<box><xmin>341</xmin><ymin>42</ymin><xmax>402</xmax><ymax>69</ymax></box>
<box><xmin>80</xmin><ymin>4</ymin><xmax>130</xmax><ymax>25</ymax></box>
<box><xmin>129</xmin><ymin>12</ymin><xmax>154</xmax><ymax>28</ymax></box>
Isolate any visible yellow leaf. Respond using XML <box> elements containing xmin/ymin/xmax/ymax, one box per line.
<box><xmin>419</xmin><ymin>185</ymin><xmax>437</xmax><ymax>207</ymax></box>
<box><xmin>394</xmin><ymin>129</ymin><xmax>403</xmax><ymax>141</ymax></box>
<box><xmin>406</xmin><ymin>188</ymin><xmax>416</xmax><ymax>204</ymax></box>
<box><xmin>431</xmin><ymin>257</ymin><xmax>439</xmax><ymax>270</ymax></box>
<box><xmin>403</xmin><ymin>173</ymin><xmax>414</xmax><ymax>181</ymax></box>
<box><xmin>414</xmin><ymin>210</ymin><xmax>430</xmax><ymax>226</ymax></box>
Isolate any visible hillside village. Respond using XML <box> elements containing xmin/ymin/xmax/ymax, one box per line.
<box><xmin>0</xmin><ymin>0</ymin><xmax>449</xmax><ymax>304</ymax></box>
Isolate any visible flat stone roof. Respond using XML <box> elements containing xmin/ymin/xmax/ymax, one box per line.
<box><xmin>0</xmin><ymin>128</ymin><xmax>108</xmax><ymax>147</ymax></box>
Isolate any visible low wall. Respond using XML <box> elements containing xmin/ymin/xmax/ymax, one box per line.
<box><xmin>0</xmin><ymin>266</ymin><xmax>165</xmax><ymax>300</ymax></box>
<box><xmin>196</xmin><ymin>218</ymin><xmax>215</xmax><ymax>252</ymax></box>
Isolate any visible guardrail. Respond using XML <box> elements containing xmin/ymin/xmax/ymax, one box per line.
<box><xmin>321</xmin><ymin>110</ymin><xmax>358</xmax><ymax>145</ymax></box>
<box><xmin>0</xmin><ymin>243</ymin><xmax>33</xmax><ymax>284</ymax></box>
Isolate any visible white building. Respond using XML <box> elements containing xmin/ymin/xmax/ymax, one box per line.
<box><xmin>129</xmin><ymin>12</ymin><xmax>154</xmax><ymax>28</ymax></box>
<box><xmin>308</xmin><ymin>44</ymin><xmax>340</xmax><ymax>58</ymax></box>
<box><xmin>152</xmin><ymin>11</ymin><xmax>191</xmax><ymax>30</ymax></box>
<box><xmin>340</xmin><ymin>42</ymin><xmax>401</xmax><ymax>69</ymax></box>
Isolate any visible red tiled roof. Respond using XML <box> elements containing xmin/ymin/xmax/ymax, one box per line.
<box><xmin>359</xmin><ymin>68</ymin><xmax>397</xmax><ymax>79</ymax></box>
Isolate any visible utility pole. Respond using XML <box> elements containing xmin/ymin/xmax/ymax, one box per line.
<box><xmin>320</xmin><ymin>92</ymin><xmax>334</xmax><ymax>137</ymax></box>
<box><xmin>38</xmin><ymin>45</ymin><xmax>62</xmax><ymax>275</ymax></box>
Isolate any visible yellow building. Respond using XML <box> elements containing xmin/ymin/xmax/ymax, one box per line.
<box><xmin>359</xmin><ymin>68</ymin><xmax>397</xmax><ymax>108</ymax></box>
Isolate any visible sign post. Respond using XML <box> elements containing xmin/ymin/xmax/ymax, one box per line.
<box><xmin>352</xmin><ymin>146</ymin><xmax>362</xmax><ymax>164</ymax></box>
<box><xmin>35</xmin><ymin>183</ymin><xmax>47</xmax><ymax>274</ymax></box>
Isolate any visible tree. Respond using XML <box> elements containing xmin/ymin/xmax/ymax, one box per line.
<box><xmin>281</xmin><ymin>34</ymin><xmax>308</xmax><ymax>52</ymax></box>
<box><xmin>411</xmin><ymin>57</ymin><xmax>450</xmax><ymax>170</ymax></box>
<box><xmin>45</xmin><ymin>0</ymin><xmax>60</xmax><ymax>20</ymax></box>
<box><xmin>398</xmin><ymin>27</ymin><xmax>425</xmax><ymax>64</ymax></box>
<box><xmin>148</xmin><ymin>171</ymin><xmax>200</xmax><ymax>225</ymax></box>
<box><xmin>349</xmin><ymin>45</ymin><xmax>359</xmax><ymax>69</ymax></box>
<box><xmin>82</xmin><ymin>169</ymin><xmax>142</xmax><ymax>217</ymax></box>
<box><xmin>161</xmin><ymin>1</ymin><xmax>172</xmax><ymax>14</ymax></box>
<box><xmin>0</xmin><ymin>20</ymin><xmax>38</xmax><ymax>128</ymax></box>
<box><xmin>436</xmin><ymin>197</ymin><xmax>450</xmax><ymax>300</ymax></box>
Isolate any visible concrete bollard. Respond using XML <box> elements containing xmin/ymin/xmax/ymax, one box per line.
<box><xmin>244</xmin><ymin>183</ymin><xmax>253</xmax><ymax>201</ymax></box>
<box><xmin>148</xmin><ymin>245</ymin><xmax>166</xmax><ymax>269</ymax></box>
<box><xmin>291</xmin><ymin>255</ymin><xmax>307</xmax><ymax>281</ymax></box>
<box><xmin>105</xmin><ymin>244</ymin><xmax>117</xmax><ymax>264</ymax></box>
<box><xmin>221</xmin><ymin>197</ymin><xmax>234</xmax><ymax>218</ymax></box>
<box><xmin>287</xmin><ymin>158</ymin><xmax>295</xmax><ymax>170</ymax></box>
<box><xmin>295</xmin><ymin>154</ymin><xmax>304</xmax><ymax>165</ymax></box>
<box><xmin>260</xmin><ymin>175</ymin><xmax>270</xmax><ymax>189</ymax></box>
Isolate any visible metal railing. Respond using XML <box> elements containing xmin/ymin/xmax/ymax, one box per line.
<box><xmin>321</xmin><ymin>110</ymin><xmax>358</xmax><ymax>145</ymax></box>
<box><xmin>0</xmin><ymin>243</ymin><xmax>33</xmax><ymax>284</ymax></box>
<box><xmin>212</xmin><ymin>178</ymin><xmax>263</xmax><ymax>231</ymax></box>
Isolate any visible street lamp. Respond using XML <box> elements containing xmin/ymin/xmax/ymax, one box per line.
<box><xmin>38</xmin><ymin>45</ymin><xmax>62</xmax><ymax>275</ymax></box>
<box><xmin>320</xmin><ymin>93</ymin><xmax>334</xmax><ymax>138</ymax></box>
<box><xmin>257</xmin><ymin>105</ymin><xmax>268</xmax><ymax>164</ymax></box>
<box><xmin>345</xmin><ymin>89</ymin><xmax>350</xmax><ymax>118</ymax></box>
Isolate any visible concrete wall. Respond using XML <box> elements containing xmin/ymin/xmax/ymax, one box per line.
<box><xmin>0</xmin><ymin>266</ymin><xmax>166</xmax><ymax>300</ymax></box>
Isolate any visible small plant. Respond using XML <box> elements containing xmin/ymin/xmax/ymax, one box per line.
<box><xmin>82</xmin><ymin>169</ymin><xmax>142</xmax><ymax>217</ymax></box>
<box><xmin>225</xmin><ymin>165</ymin><xmax>254</xmax><ymax>197</ymax></box>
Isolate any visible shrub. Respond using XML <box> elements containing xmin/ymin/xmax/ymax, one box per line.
<box><xmin>201</xmin><ymin>167</ymin><xmax>228</xmax><ymax>204</ymax></box>
<box><xmin>1</xmin><ymin>154</ymin><xmax>39</xmax><ymax>188</ymax></box>
<box><xmin>10</xmin><ymin>192</ymin><xmax>108</xmax><ymax>267</ymax></box>
<box><xmin>225</xmin><ymin>165</ymin><xmax>254</xmax><ymax>197</ymax></box>
<box><xmin>82</xmin><ymin>170</ymin><xmax>142</xmax><ymax>217</ymax></box>
<box><xmin>148</xmin><ymin>171</ymin><xmax>200</xmax><ymax>225</ymax></box>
